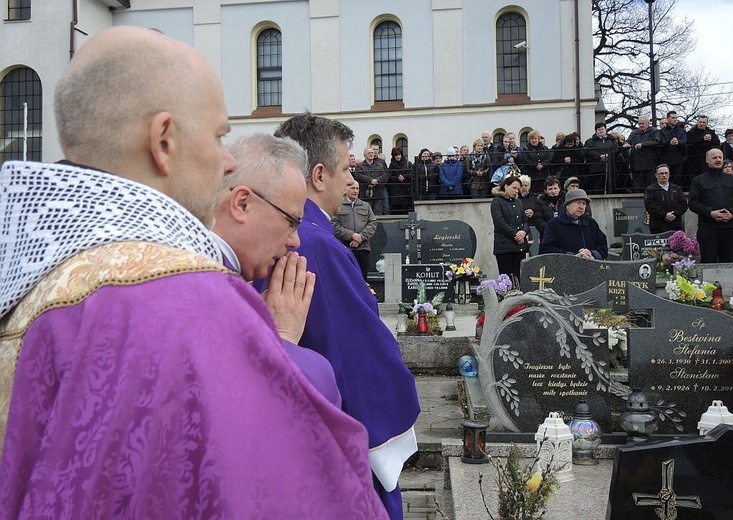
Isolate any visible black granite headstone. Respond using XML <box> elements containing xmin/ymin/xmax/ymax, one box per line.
<box><xmin>401</xmin><ymin>264</ymin><xmax>451</xmax><ymax>303</ymax></box>
<box><xmin>613</xmin><ymin>199</ymin><xmax>650</xmax><ymax>237</ymax></box>
<box><xmin>626</xmin><ymin>283</ymin><xmax>733</xmax><ymax>434</ymax></box>
<box><xmin>606</xmin><ymin>424</ymin><xmax>733</xmax><ymax>519</ymax></box>
<box><xmin>481</xmin><ymin>284</ymin><xmax>617</xmax><ymax>433</ymax></box>
<box><xmin>369</xmin><ymin>219</ymin><xmax>477</xmax><ymax>273</ymax></box>
<box><xmin>421</xmin><ymin>220</ymin><xmax>477</xmax><ymax>265</ymax></box>
<box><xmin>521</xmin><ymin>254</ymin><xmax>656</xmax><ymax>312</ymax></box>
<box><xmin>621</xmin><ymin>231</ymin><xmax>674</xmax><ymax>261</ymax></box>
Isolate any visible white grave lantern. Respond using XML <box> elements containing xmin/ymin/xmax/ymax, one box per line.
<box><xmin>534</xmin><ymin>412</ymin><xmax>574</xmax><ymax>483</ymax></box>
<box><xmin>697</xmin><ymin>400</ymin><xmax>733</xmax><ymax>435</ymax></box>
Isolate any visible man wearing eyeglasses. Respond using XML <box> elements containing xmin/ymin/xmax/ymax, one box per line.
<box><xmin>276</xmin><ymin>113</ymin><xmax>420</xmax><ymax>520</ymax></box>
<box><xmin>212</xmin><ymin>133</ymin><xmax>344</xmax><ymax>408</ymax></box>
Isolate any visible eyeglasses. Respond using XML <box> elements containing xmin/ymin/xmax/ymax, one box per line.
<box><xmin>250</xmin><ymin>189</ymin><xmax>302</xmax><ymax>232</ymax></box>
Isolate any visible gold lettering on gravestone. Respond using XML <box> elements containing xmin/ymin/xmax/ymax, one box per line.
<box><xmin>647</xmin><ymin>317</ymin><xmax>732</xmax><ymax>393</ymax></box>
<box><xmin>607</xmin><ymin>279</ymin><xmax>627</xmax><ymax>306</ymax></box>
<box><xmin>529</xmin><ymin>266</ymin><xmax>555</xmax><ymax>290</ymax></box>
<box><xmin>632</xmin><ymin>459</ymin><xmax>702</xmax><ymax>519</ymax></box>
<box><xmin>523</xmin><ymin>362</ymin><xmax>588</xmax><ymax>397</ymax></box>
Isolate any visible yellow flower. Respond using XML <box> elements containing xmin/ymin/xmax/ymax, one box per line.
<box><xmin>526</xmin><ymin>471</ymin><xmax>542</xmax><ymax>492</ymax></box>
<box><xmin>472</xmin><ymin>267</ymin><xmax>481</xmax><ymax>274</ymax></box>
<box><xmin>457</xmin><ymin>267</ymin><xmax>466</xmax><ymax>275</ymax></box>
<box><xmin>450</xmin><ymin>263</ymin><xmax>458</xmax><ymax>271</ymax></box>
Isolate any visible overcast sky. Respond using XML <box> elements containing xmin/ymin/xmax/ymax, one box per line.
<box><xmin>673</xmin><ymin>0</ymin><xmax>732</xmax><ymax>127</ymax></box>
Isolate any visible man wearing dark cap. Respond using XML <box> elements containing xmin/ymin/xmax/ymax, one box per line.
<box><xmin>538</xmin><ymin>189</ymin><xmax>608</xmax><ymax>259</ymax></box>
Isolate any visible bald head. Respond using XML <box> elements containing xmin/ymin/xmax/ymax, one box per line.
<box><xmin>55</xmin><ymin>27</ymin><xmax>210</xmax><ymax>170</ymax></box>
<box><xmin>54</xmin><ymin>26</ymin><xmax>234</xmax><ymax>227</ymax></box>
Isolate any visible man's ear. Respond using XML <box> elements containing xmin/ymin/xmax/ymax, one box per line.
<box><xmin>310</xmin><ymin>163</ymin><xmax>327</xmax><ymax>193</ymax></box>
<box><xmin>230</xmin><ymin>186</ymin><xmax>252</xmax><ymax>223</ymax></box>
<box><xmin>148</xmin><ymin>112</ymin><xmax>176</xmax><ymax>176</ymax></box>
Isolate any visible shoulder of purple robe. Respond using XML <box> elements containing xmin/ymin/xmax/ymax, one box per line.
<box><xmin>0</xmin><ymin>270</ymin><xmax>387</xmax><ymax>519</ymax></box>
<box><xmin>297</xmin><ymin>199</ymin><xmax>421</xmax><ymax>449</ymax></box>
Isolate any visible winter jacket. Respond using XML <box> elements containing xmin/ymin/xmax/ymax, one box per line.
<box><xmin>354</xmin><ymin>159</ymin><xmax>389</xmax><ymax>201</ymax></box>
<box><xmin>490</xmin><ymin>186</ymin><xmax>530</xmax><ymax>255</ymax></box>
<box><xmin>643</xmin><ymin>182</ymin><xmax>688</xmax><ymax>233</ymax></box>
<box><xmin>439</xmin><ymin>158</ymin><xmax>465</xmax><ymax>196</ymax></box>
<box><xmin>626</xmin><ymin>127</ymin><xmax>661</xmax><ymax>172</ymax></box>
<box><xmin>413</xmin><ymin>156</ymin><xmax>440</xmax><ymax>199</ymax></box>
<box><xmin>388</xmin><ymin>157</ymin><xmax>413</xmax><ymax>212</ymax></box>
<box><xmin>332</xmin><ymin>197</ymin><xmax>378</xmax><ymax>251</ymax></box>
<box><xmin>689</xmin><ymin>167</ymin><xmax>733</xmax><ymax>228</ymax></box>
<box><xmin>538</xmin><ymin>211</ymin><xmax>608</xmax><ymax>259</ymax></box>
<box><xmin>687</xmin><ymin>127</ymin><xmax>721</xmax><ymax>175</ymax></box>
<box><xmin>658</xmin><ymin>123</ymin><xmax>687</xmax><ymax>166</ymax></box>
<box><xmin>467</xmin><ymin>151</ymin><xmax>491</xmax><ymax>191</ymax></box>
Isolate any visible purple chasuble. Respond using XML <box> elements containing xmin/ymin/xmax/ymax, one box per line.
<box><xmin>0</xmin><ymin>269</ymin><xmax>386</xmax><ymax>519</ymax></box>
<box><xmin>294</xmin><ymin>199</ymin><xmax>421</xmax><ymax>518</ymax></box>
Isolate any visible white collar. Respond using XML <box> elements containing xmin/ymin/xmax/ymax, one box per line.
<box><xmin>212</xmin><ymin>233</ymin><xmax>242</xmax><ymax>274</ymax></box>
<box><xmin>0</xmin><ymin>161</ymin><xmax>222</xmax><ymax>318</ymax></box>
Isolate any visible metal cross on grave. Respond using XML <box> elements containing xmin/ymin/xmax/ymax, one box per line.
<box><xmin>632</xmin><ymin>459</ymin><xmax>702</xmax><ymax>519</ymax></box>
<box><xmin>399</xmin><ymin>212</ymin><xmax>426</xmax><ymax>264</ymax></box>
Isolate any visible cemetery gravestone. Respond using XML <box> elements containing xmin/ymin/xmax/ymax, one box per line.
<box><xmin>369</xmin><ymin>218</ymin><xmax>477</xmax><ymax>271</ymax></box>
<box><xmin>474</xmin><ymin>284</ymin><xmax>624</xmax><ymax>433</ymax></box>
<box><xmin>606</xmin><ymin>424</ymin><xmax>733</xmax><ymax>519</ymax></box>
<box><xmin>521</xmin><ymin>254</ymin><xmax>656</xmax><ymax>312</ymax></box>
<box><xmin>626</xmin><ymin>283</ymin><xmax>733</xmax><ymax>434</ymax></box>
<box><xmin>621</xmin><ymin>231</ymin><xmax>674</xmax><ymax>261</ymax></box>
<box><xmin>401</xmin><ymin>264</ymin><xmax>451</xmax><ymax>303</ymax></box>
<box><xmin>613</xmin><ymin>199</ymin><xmax>650</xmax><ymax>237</ymax></box>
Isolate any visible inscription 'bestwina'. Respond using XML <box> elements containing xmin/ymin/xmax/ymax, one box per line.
<box><xmin>668</xmin><ymin>330</ymin><xmax>722</xmax><ymax>343</ymax></box>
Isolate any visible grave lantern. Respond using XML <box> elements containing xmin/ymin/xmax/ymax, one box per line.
<box><xmin>416</xmin><ymin>307</ymin><xmax>429</xmax><ymax>334</ymax></box>
<box><xmin>444</xmin><ymin>302</ymin><xmax>456</xmax><ymax>331</ymax></box>
<box><xmin>568</xmin><ymin>400</ymin><xmax>601</xmax><ymax>465</ymax></box>
<box><xmin>396</xmin><ymin>307</ymin><xmax>407</xmax><ymax>335</ymax></box>
<box><xmin>697</xmin><ymin>400</ymin><xmax>733</xmax><ymax>435</ymax></box>
<box><xmin>461</xmin><ymin>419</ymin><xmax>489</xmax><ymax>464</ymax></box>
<box><xmin>534</xmin><ymin>412</ymin><xmax>574</xmax><ymax>483</ymax></box>
<box><xmin>619</xmin><ymin>388</ymin><xmax>658</xmax><ymax>443</ymax></box>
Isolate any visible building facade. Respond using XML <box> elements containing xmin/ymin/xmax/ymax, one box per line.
<box><xmin>1</xmin><ymin>0</ymin><xmax>596</xmax><ymax>163</ymax></box>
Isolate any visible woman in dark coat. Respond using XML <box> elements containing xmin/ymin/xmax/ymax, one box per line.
<box><xmin>490</xmin><ymin>176</ymin><xmax>530</xmax><ymax>283</ymax></box>
<box><xmin>388</xmin><ymin>146</ymin><xmax>413</xmax><ymax>214</ymax></box>
<box><xmin>413</xmin><ymin>148</ymin><xmax>440</xmax><ymax>200</ymax></box>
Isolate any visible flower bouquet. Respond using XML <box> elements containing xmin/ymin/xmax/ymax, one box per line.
<box><xmin>398</xmin><ymin>281</ymin><xmax>444</xmax><ymax>335</ymax></box>
<box><xmin>649</xmin><ymin>231</ymin><xmax>700</xmax><ymax>279</ymax></box>
<box><xmin>479</xmin><ymin>443</ymin><xmax>558</xmax><ymax>520</ymax></box>
<box><xmin>474</xmin><ymin>274</ymin><xmax>525</xmax><ymax>338</ymax></box>
<box><xmin>665</xmin><ymin>274</ymin><xmax>717</xmax><ymax>307</ymax></box>
<box><xmin>447</xmin><ymin>258</ymin><xmax>482</xmax><ymax>280</ymax></box>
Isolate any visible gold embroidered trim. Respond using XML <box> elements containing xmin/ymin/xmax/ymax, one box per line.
<box><xmin>0</xmin><ymin>242</ymin><xmax>231</xmax><ymax>451</ymax></box>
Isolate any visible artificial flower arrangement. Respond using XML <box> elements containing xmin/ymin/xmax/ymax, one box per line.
<box><xmin>447</xmin><ymin>257</ymin><xmax>482</xmax><ymax>280</ymax></box>
<box><xmin>474</xmin><ymin>274</ymin><xmax>525</xmax><ymax>339</ymax></box>
<box><xmin>648</xmin><ymin>231</ymin><xmax>700</xmax><ymax>277</ymax></box>
<box><xmin>398</xmin><ymin>281</ymin><xmax>444</xmax><ymax>335</ymax></box>
<box><xmin>665</xmin><ymin>274</ymin><xmax>717</xmax><ymax>307</ymax></box>
<box><xmin>479</xmin><ymin>443</ymin><xmax>558</xmax><ymax>520</ymax></box>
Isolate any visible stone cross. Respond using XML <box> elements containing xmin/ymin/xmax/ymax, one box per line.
<box><xmin>399</xmin><ymin>212</ymin><xmax>426</xmax><ymax>264</ymax></box>
<box><xmin>632</xmin><ymin>459</ymin><xmax>702</xmax><ymax>519</ymax></box>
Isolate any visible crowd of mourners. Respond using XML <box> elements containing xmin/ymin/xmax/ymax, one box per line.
<box><xmin>352</xmin><ymin>113</ymin><xmax>733</xmax><ymax>216</ymax></box>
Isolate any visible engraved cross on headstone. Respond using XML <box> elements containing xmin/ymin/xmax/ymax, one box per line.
<box><xmin>399</xmin><ymin>212</ymin><xmax>426</xmax><ymax>264</ymax></box>
<box><xmin>632</xmin><ymin>459</ymin><xmax>702</xmax><ymax>519</ymax></box>
<box><xmin>529</xmin><ymin>266</ymin><xmax>555</xmax><ymax>290</ymax></box>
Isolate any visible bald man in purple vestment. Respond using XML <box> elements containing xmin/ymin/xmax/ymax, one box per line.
<box><xmin>276</xmin><ymin>113</ymin><xmax>421</xmax><ymax>519</ymax></box>
<box><xmin>0</xmin><ymin>28</ymin><xmax>387</xmax><ymax>519</ymax></box>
